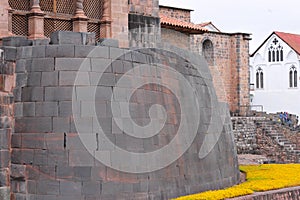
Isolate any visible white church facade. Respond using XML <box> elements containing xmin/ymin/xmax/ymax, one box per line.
<box><xmin>250</xmin><ymin>31</ymin><xmax>300</xmax><ymax>116</ymax></box>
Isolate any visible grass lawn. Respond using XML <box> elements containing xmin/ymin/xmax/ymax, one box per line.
<box><xmin>173</xmin><ymin>164</ymin><xmax>300</xmax><ymax>200</ymax></box>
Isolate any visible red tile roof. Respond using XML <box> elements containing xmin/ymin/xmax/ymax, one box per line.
<box><xmin>160</xmin><ymin>14</ymin><xmax>207</xmax><ymax>33</ymax></box>
<box><xmin>275</xmin><ymin>31</ymin><xmax>300</xmax><ymax>55</ymax></box>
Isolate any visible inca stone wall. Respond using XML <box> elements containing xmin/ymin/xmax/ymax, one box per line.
<box><xmin>1</xmin><ymin>32</ymin><xmax>240</xmax><ymax>199</ymax></box>
<box><xmin>0</xmin><ymin>48</ymin><xmax>14</xmax><ymax>200</ymax></box>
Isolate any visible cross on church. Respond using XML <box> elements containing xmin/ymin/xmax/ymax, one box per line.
<box><xmin>273</xmin><ymin>38</ymin><xmax>279</xmax><ymax>45</ymax></box>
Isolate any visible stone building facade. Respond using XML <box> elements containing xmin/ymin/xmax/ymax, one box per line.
<box><xmin>159</xmin><ymin>5</ymin><xmax>251</xmax><ymax>114</ymax></box>
<box><xmin>0</xmin><ymin>1</ymin><xmax>251</xmax><ymax>114</ymax></box>
<box><xmin>0</xmin><ymin>1</ymin><xmax>250</xmax><ymax>199</ymax></box>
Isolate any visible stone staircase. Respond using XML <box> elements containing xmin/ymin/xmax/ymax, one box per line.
<box><xmin>257</xmin><ymin>120</ymin><xmax>300</xmax><ymax>162</ymax></box>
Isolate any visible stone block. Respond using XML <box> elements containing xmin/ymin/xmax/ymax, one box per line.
<box><xmin>15</xmin><ymin>117</ymin><xmax>52</xmax><ymax>133</ymax></box>
<box><xmin>74</xmin><ymin>166</ymin><xmax>92</xmax><ymax>181</ymax></box>
<box><xmin>59</xmin><ymin>101</ymin><xmax>80</xmax><ymax>117</ymax></box>
<box><xmin>52</xmin><ymin>117</ymin><xmax>70</xmax><ymax>133</ymax></box>
<box><xmin>45</xmin><ymin>45</ymin><xmax>75</xmax><ymax>58</ymax></box>
<box><xmin>55</xmin><ymin>58</ymin><xmax>90</xmax><ymax>71</ymax></box>
<box><xmin>74</xmin><ymin>45</ymin><xmax>96</xmax><ymax>58</ymax></box>
<box><xmin>35</xmin><ymin>102</ymin><xmax>58</xmax><ymax>117</ymax></box>
<box><xmin>109</xmin><ymin>47</ymin><xmax>125</xmax><ymax>60</ymax></box>
<box><xmin>16</xmin><ymin>59</ymin><xmax>26</xmax><ymax>73</ymax></box>
<box><xmin>15</xmin><ymin>73</ymin><xmax>27</xmax><ymax>87</ymax></box>
<box><xmin>50</xmin><ymin>31</ymin><xmax>95</xmax><ymax>45</ymax></box>
<box><xmin>0</xmin><ymin>129</ymin><xmax>10</xmax><ymax>150</ymax></box>
<box><xmin>36</xmin><ymin>180</ymin><xmax>60</xmax><ymax>195</ymax></box>
<box><xmin>59</xmin><ymin>71</ymin><xmax>90</xmax><ymax>86</ymax></box>
<box><xmin>21</xmin><ymin>87</ymin><xmax>44</xmax><ymax>102</ymax></box>
<box><xmin>91</xmin><ymin>58</ymin><xmax>112</xmax><ymax>73</ymax></box>
<box><xmin>16</xmin><ymin>46</ymin><xmax>32</xmax><ymax>59</ymax></box>
<box><xmin>27</xmin><ymin>72</ymin><xmax>41</xmax><ymax>86</ymax></box>
<box><xmin>41</xmin><ymin>71</ymin><xmax>58</xmax><ymax>86</ymax></box>
<box><xmin>82</xmin><ymin>181</ymin><xmax>101</xmax><ymax>196</ymax></box>
<box><xmin>3</xmin><ymin>47</ymin><xmax>17</xmax><ymax>61</ymax></box>
<box><xmin>44</xmin><ymin>87</ymin><xmax>73</xmax><ymax>101</ymax></box>
<box><xmin>69</xmin><ymin>150</ymin><xmax>94</xmax><ymax>166</ymax></box>
<box><xmin>21</xmin><ymin>133</ymin><xmax>46</xmax><ymax>149</ymax></box>
<box><xmin>10</xmin><ymin>164</ymin><xmax>26</xmax><ymax>179</ymax></box>
<box><xmin>0</xmin><ymin>169</ymin><xmax>9</xmax><ymax>187</ymax></box>
<box><xmin>88</xmin><ymin>46</ymin><xmax>110</xmax><ymax>58</ymax></box>
<box><xmin>0</xmin><ymin>150</ymin><xmax>9</xmax><ymax>168</ymax></box>
<box><xmin>29</xmin><ymin>58</ymin><xmax>55</xmax><ymax>72</ymax></box>
<box><xmin>98</xmin><ymin>38</ymin><xmax>119</xmax><ymax>48</ymax></box>
<box><xmin>33</xmin><ymin>149</ymin><xmax>48</xmax><ymax>165</ymax></box>
<box><xmin>2</xmin><ymin>36</ymin><xmax>30</xmax><ymax>47</ymax></box>
<box><xmin>30</xmin><ymin>38</ymin><xmax>50</xmax><ymax>46</ymax></box>
<box><xmin>0</xmin><ymin>187</ymin><xmax>10</xmax><ymax>200</ymax></box>
<box><xmin>45</xmin><ymin>133</ymin><xmax>65</xmax><ymax>150</ymax></box>
<box><xmin>32</xmin><ymin>45</ymin><xmax>46</xmax><ymax>58</ymax></box>
<box><xmin>47</xmin><ymin>149</ymin><xmax>68</xmax><ymax>166</ymax></box>
<box><xmin>59</xmin><ymin>181</ymin><xmax>82</xmax><ymax>195</ymax></box>
<box><xmin>23</xmin><ymin>102</ymin><xmax>35</xmax><ymax>117</ymax></box>
<box><xmin>11</xmin><ymin>133</ymin><xmax>21</xmax><ymax>148</ymax></box>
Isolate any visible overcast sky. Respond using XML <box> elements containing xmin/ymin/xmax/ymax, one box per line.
<box><xmin>159</xmin><ymin>0</ymin><xmax>300</xmax><ymax>53</ymax></box>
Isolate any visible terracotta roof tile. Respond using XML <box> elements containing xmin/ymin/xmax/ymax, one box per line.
<box><xmin>160</xmin><ymin>14</ymin><xmax>207</xmax><ymax>33</ymax></box>
<box><xmin>275</xmin><ymin>31</ymin><xmax>300</xmax><ymax>55</ymax></box>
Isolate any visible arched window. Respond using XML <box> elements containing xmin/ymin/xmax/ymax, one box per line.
<box><xmin>289</xmin><ymin>66</ymin><xmax>297</xmax><ymax>88</ymax></box>
<box><xmin>202</xmin><ymin>39</ymin><xmax>214</xmax><ymax>66</ymax></box>
<box><xmin>256</xmin><ymin>67</ymin><xmax>264</xmax><ymax>89</ymax></box>
<box><xmin>268</xmin><ymin>39</ymin><xmax>283</xmax><ymax>62</ymax></box>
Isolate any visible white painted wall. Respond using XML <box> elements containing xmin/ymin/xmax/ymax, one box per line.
<box><xmin>250</xmin><ymin>33</ymin><xmax>300</xmax><ymax>117</ymax></box>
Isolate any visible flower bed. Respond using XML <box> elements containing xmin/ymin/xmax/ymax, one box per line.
<box><xmin>174</xmin><ymin>164</ymin><xmax>300</xmax><ymax>200</ymax></box>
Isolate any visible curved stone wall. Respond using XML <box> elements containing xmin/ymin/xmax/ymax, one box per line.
<box><xmin>2</xmin><ymin>33</ymin><xmax>239</xmax><ymax>199</ymax></box>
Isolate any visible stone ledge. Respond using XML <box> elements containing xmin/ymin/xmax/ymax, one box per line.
<box><xmin>229</xmin><ymin>186</ymin><xmax>300</xmax><ymax>200</ymax></box>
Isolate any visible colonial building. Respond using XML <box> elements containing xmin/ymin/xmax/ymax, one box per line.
<box><xmin>0</xmin><ymin>1</ymin><xmax>251</xmax><ymax>113</ymax></box>
<box><xmin>250</xmin><ymin>31</ymin><xmax>300</xmax><ymax>116</ymax></box>
<box><xmin>159</xmin><ymin>5</ymin><xmax>251</xmax><ymax>114</ymax></box>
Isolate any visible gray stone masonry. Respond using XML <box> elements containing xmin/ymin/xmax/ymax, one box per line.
<box><xmin>2</xmin><ymin>32</ymin><xmax>240</xmax><ymax>200</ymax></box>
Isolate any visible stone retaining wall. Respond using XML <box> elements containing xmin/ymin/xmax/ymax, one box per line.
<box><xmin>230</xmin><ymin>186</ymin><xmax>300</xmax><ymax>200</ymax></box>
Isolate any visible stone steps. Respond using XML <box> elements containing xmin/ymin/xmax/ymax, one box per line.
<box><xmin>258</xmin><ymin>120</ymin><xmax>300</xmax><ymax>157</ymax></box>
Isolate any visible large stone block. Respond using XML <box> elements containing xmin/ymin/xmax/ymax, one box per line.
<box><xmin>50</xmin><ymin>31</ymin><xmax>95</xmax><ymax>46</ymax></box>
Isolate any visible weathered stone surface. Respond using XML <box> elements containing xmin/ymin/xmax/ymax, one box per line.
<box><xmin>50</xmin><ymin>31</ymin><xmax>95</xmax><ymax>46</ymax></box>
<box><xmin>2</xmin><ymin>33</ymin><xmax>240</xmax><ymax>200</ymax></box>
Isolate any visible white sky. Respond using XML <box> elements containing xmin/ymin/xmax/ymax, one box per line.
<box><xmin>159</xmin><ymin>0</ymin><xmax>300</xmax><ymax>54</ymax></box>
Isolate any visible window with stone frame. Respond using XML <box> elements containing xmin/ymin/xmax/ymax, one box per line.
<box><xmin>289</xmin><ymin>65</ymin><xmax>297</xmax><ymax>88</ymax></box>
<box><xmin>256</xmin><ymin>67</ymin><xmax>264</xmax><ymax>89</ymax></box>
<box><xmin>202</xmin><ymin>39</ymin><xmax>214</xmax><ymax>66</ymax></box>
